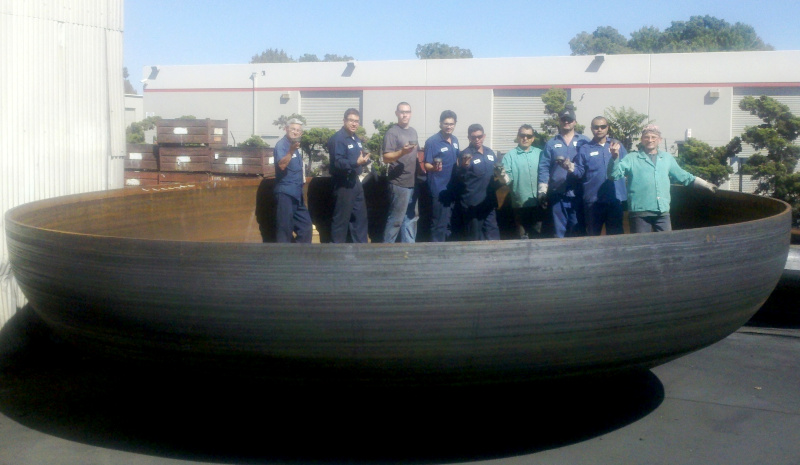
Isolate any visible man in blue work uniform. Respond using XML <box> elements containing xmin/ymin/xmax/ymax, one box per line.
<box><xmin>567</xmin><ymin>116</ymin><xmax>627</xmax><ymax>235</ymax></box>
<box><xmin>537</xmin><ymin>108</ymin><xmax>590</xmax><ymax>238</ymax></box>
<box><xmin>273</xmin><ymin>118</ymin><xmax>313</xmax><ymax>242</ymax></box>
<box><xmin>327</xmin><ymin>108</ymin><xmax>371</xmax><ymax>243</ymax></box>
<box><xmin>457</xmin><ymin>124</ymin><xmax>500</xmax><ymax>241</ymax></box>
<box><xmin>424</xmin><ymin>110</ymin><xmax>460</xmax><ymax>242</ymax></box>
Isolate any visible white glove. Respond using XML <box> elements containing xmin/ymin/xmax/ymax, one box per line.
<box><xmin>537</xmin><ymin>183</ymin><xmax>548</xmax><ymax>196</ymax></box>
<box><xmin>693</xmin><ymin>178</ymin><xmax>717</xmax><ymax>193</ymax></box>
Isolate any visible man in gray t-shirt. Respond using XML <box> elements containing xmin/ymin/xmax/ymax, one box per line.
<box><xmin>382</xmin><ymin>101</ymin><xmax>419</xmax><ymax>243</ymax></box>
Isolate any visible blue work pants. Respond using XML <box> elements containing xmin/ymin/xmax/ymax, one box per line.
<box><xmin>331</xmin><ymin>177</ymin><xmax>368</xmax><ymax>243</ymax></box>
<box><xmin>550</xmin><ymin>194</ymin><xmax>584</xmax><ymax>238</ymax></box>
<box><xmin>585</xmin><ymin>200</ymin><xmax>624</xmax><ymax>236</ymax></box>
<box><xmin>275</xmin><ymin>192</ymin><xmax>313</xmax><ymax>243</ymax></box>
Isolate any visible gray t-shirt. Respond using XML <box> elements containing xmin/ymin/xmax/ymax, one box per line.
<box><xmin>382</xmin><ymin>125</ymin><xmax>418</xmax><ymax>188</ymax></box>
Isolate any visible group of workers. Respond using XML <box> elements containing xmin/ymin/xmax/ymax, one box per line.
<box><xmin>269</xmin><ymin>102</ymin><xmax>718</xmax><ymax>243</ymax></box>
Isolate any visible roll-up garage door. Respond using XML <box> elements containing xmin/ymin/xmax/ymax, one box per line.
<box><xmin>492</xmin><ymin>89</ymin><xmax>550</xmax><ymax>154</ymax></box>
<box><xmin>299</xmin><ymin>91</ymin><xmax>363</xmax><ymax>130</ymax></box>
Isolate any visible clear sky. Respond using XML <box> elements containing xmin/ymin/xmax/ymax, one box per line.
<box><xmin>124</xmin><ymin>0</ymin><xmax>800</xmax><ymax>94</ymax></box>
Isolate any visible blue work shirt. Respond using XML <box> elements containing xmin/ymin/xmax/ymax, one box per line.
<box><xmin>424</xmin><ymin>131</ymin><xmax>460</xmax><ymax>197</ymax></box>
<box><xmin>458</xmin><ymin>146</ymin><xmax>498</xmax><ymax>208</ymax></box>
<box><xmin>327</xmin><ymin>127</ymin><xmax>363</xmax><ymax>179</ymax></box>
<box><xmin>273</xmin><ymin>135</ymin><xmax>304</xmax><ymax>200</ymax></box>
<box><xmin>572</xmin><ymin>139</ymin><xmax>628</xmax><ymax>204</ymax></box>
<box><xmin>538</xmin><ymin>133</ymin><xmax>590</xmax><ymax>197</ymax></box>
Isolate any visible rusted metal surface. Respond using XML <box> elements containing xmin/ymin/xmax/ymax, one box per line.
<box><xmin>158</xmin><ymin>146</ymin><xmax>212</xmax><ymax>173</ymax></box>
<box><xmin>156</xmin><ymin>118</ymin><xmax>228</xmax><ymax>146</ymax></box>
<box><xmin>124</xmin><ymin>144</ymin><xmax>158</xmax><ymax>171</ymax></box>
<box><xmin>4</xmin><ymin>181</ymin><xmax>791</xmax><ymax>385</ymax></box>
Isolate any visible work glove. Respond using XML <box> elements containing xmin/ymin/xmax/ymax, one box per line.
<box><xmin>693</xmin><ymin>178</ymin><xmax>717</xmax><ymax>193</ymax></box>
<box><xmin>494</xmin><ymin>164</ymin><xmax>510</xmax><ymax>185</ymax></box>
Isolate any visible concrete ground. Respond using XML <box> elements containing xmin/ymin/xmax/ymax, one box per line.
<box><xmin>0</xmin><ymin>294</ymin><xmax>798</xmax><ymax>465</ymax></box>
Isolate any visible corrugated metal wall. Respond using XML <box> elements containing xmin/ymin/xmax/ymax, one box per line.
<box><xmin>0</xmin><ymin>0</ymin><xmax>125</xmax><ymax>326</ymax></box>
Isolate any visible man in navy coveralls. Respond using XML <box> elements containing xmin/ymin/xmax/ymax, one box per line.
<box><xmin>327</xmin><ymin>108</ymin><xmax>371</xmax><ymax>243</ymax></box>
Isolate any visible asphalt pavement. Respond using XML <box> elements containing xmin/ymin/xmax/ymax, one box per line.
<box><xmin>0</xmin><ymin>296</ymin><xmax>798</xmax><ymax>465</ymax></box>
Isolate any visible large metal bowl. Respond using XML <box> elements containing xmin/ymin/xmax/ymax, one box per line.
<box><xmin>4</xmin><ymin>179</ymin><xmax>791</xmax><ymax>385</ymax></box>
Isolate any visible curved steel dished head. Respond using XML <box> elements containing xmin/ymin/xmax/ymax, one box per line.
<box><xmin>4</xmin><ymin>180</ymin><xmax>792</xmax><ymax>385</ymax></box>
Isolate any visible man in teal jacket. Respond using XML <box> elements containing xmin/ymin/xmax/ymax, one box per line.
<box><xmin>608</xmin><ymin>125</ymin><xmax>717</xmax><ymax>233</ymax></box>
<box><xmin>502</xmin><ymin>124</ymin><xmax>545</xmax><ymax>239</ymax></box>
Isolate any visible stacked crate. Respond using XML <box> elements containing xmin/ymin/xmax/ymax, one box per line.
<box><xmin>154</xmin><ymin>118</ymin><xmax>221</xmax><ymax>185</ymax></box>
<box><xmin>125</xmin><ymin>118</ymin><xmax>280</xmax><ymax>187</ymax></box>
<box><xmin>157</xmin><ymin>118</ymin><xmax>228</xmax><ymax>146</ymax></box>
<box><xmin>124</xmin><ymin>144</ymin><xmax>159</xmax><ymax>187</ymax></box>
<box><xmin>211</xmin><ymin>147</ymin><xmax>272</xmax><ymax>178</ymax></box>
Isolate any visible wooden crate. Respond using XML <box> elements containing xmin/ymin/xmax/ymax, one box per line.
<box><xmin>260</xmin><ymin>148</ymin><xmax>276</xmax><ymax>178</ymax></box>
<box><xmin>209</xmin><ymin>174</ymin><xmax>262</xmax><ymax>182</ymax></box>
<box><xmin>157</xmin><ymin>118</ymin><xmax>228</xmax><ymax>145</ymax></box>
<box><xmin>211</xmin><ymin>147</ymin><xmax>267</xmax><ymax>175</ymax></box>
<box><xmin>124</xmin><ymin>170</ymin><xmax>160</xmax><ymax>187</ymax></box>
<box><xmin>158</xmin><ymin>146</ymin><xmax>212</xmax><ymax>172</ymax></box>
<box><xmin>125</xmin><ymin>144</ymin><xmax>158</xmax><ymax>171</ymax></box>
<box><xmin>158</xmin><ymin>172</ymin><xmax>210</xmax><ymax>184</ymax></box>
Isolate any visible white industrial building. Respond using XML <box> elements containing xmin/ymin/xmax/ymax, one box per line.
<box><xmin>1</xmin><ymin>5</ymin><xmax>799</xmax><ymax>329</ymax></box>
<box><xmin>141</xmin><ymin>50</ymin><xmax>800</xmax><ymax>192</ymax></box>
<box><xmin>1</xmin><ymin>0</ymin><xmax>126</xmax><ymax>325</ymax></box>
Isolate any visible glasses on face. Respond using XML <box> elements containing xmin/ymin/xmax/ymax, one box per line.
<box><xmin>468</xmin><ymin>134</ymin><xmax>485</xmax><ymax>141</ymax></box>
<box><xmin>518</xmin><ymin>133</ymin><xmax>534</xmax><ymax>139</ymax></box>
<box><xmin>592</xmin><ymin>125</ymin><xmax>608</xmax><ymax>130</ymax></box>
<box><xmin>441</xmin><ymin>122</ymin><xmax>455</xmax><ymax>127</ymax></box>
<box><xmin>560</xmin><ymin>117</ymin><xmax>575</xmax><ymax>123</ymax></box>
<box><xmin>397</xmin><ymin>111</ymin><xmax>411</xmax><ymax>115</ymax></box>
<box><xmin>346</xmin><ymin>118</ymin><xmax>360</xmax><ymax>124</ymax></box>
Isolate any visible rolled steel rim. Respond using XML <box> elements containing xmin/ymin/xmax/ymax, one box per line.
<box><xmin>4</xmin><ymin>181</ymin><xmax>791</xmax><ymax>385</ymax></box>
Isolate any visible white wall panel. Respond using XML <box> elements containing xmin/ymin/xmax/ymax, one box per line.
<box><xmin>1</xmin><ymin>0</ymin><xmax>125</xmax><ymax>326</ymax></box>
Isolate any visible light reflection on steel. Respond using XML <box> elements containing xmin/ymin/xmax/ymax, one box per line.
<box><xmin>4</xmin><ymin>179</ymin><xmax>791</xmax><ymax>385</ymax></box>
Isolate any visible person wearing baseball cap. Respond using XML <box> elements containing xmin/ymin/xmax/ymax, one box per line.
<box><xmin>537</xmin><ymin>107</ymin><xmax>590</xmax><ymax>237</ymax></box>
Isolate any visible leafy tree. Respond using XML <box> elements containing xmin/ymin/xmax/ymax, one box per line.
<box><xmin>298</xmin><ymin>53</ymin><xmax>320</xmax><ymax>62</ymax></box>
<box><xmin>301</xmin><ymin>127</ymin><xmax>336</xmax><ymax>176</ymax></box>
<box><xmin>359</xmin><ymin>120</ymin><xmax>395</xmax><ymax>176</ymax></box>
<box><xmin>569</xmin><ymin>16</ymin><xmax>773</xmax><ymax>55</ymax></box>
<box><xmin>251</xmin><ymin>48</ymin><xmax>294</xmax><ymax>63</ymax></box>
<box><xmin>323</xmin><ymin>53</ymin><xmax>354</xmax><ymax>62</ymax></box>
<box><xmin>239</xmin><ymin>135</ymin><xmax>270</xmax><ymax>148</ymax></box>
<box><xmin>628</xmin><ymin>26</ymin><xmax>662</xmax><ymax>54</ymax></box>
<box><xmin>659</xmin><ymin>16</ymin><xmax>772</xmax><ymax>52</ymax></box>
<box><xmin>252</xmin><ymin>51</ymin><xmax>355</xmax><ymax>63</ymax></box>
<box><xmin>273</xmin><ymin>113</ymin><xmax>307</xmax><ymax>129</ymax></box>
<box><xmin>123</xmin><ymin>67</ymin><xmax>137</xmax><ymax>95</ymax></box>
<box><xmin>540</xmin><ymin>87</ymin><xmax>585</xmax><ymax>135</ymax></box>
<box><xmin>569</xmin><ymin>26</ymin><xmax>633</xmax><ymax>55</ymax></box>
<box><xmin>126</xmin><ymin>116</ymin><xmax>161</xmax><ymax>144</ymax></box>
<box><xmin>604</xmin><ymin>106</ymin><xmax>652</xmax><ymax>151</ymax></box>
<box><xmin>739</xmin><ymin>95</ymin><xmax>800</xmax><ymax>225</ymax></box>
<box><xmin>675</xmin><ymin>138</ymin><xmax>735</xmax><ymax>186</ymax></box>
<box><xmin>415</xmin><ymin>42</ymin><xmax>472</xmax><ymax>59</ymax></box>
